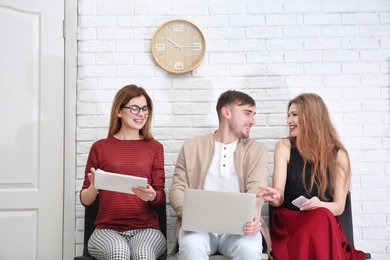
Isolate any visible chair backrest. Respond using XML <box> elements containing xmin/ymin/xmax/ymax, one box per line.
<box><xmin>81</xmin><ymin>195</ymin><xmax>100</xmax><ymax>257</ymax></box>
<box><xmin>338</xmin><ymin>191</ymin><xmax>354</xmax><ymax>247</ymax></box>
<box><xmin>81</xmin><ymin>194</ymin><xmax>167</xmax><ymax>257</ymax></box>
<box><xmin>269</xmin><ymin>191</ymin><xmax>354</xmax><ymax>247</ymax></box>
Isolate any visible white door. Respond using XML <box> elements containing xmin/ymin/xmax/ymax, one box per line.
<box><xmin>0</xmin><ymin>0</ymin><xmax>64</xmax><ymax>259</ymax></box>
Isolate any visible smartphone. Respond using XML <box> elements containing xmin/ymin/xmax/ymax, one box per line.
<box><xmin>292</xmin><ymin>195</ymin><xmax>308</xmax><ymax>208</ymax></box>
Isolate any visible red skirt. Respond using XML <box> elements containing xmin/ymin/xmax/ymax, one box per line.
<box><xmin>271</xmin><ymin>207</ymin><xmax>366</xmax><ymax>260</ymax></box>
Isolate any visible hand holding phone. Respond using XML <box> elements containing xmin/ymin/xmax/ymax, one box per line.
<box><xmin>292</xmin><ymin>195</ymin><xmax>308</xmax><ymax>208</ymax></box>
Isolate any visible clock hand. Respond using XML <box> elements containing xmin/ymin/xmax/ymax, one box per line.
<box><xmin>165</xmin><ymin>37</ymin><xmax>183</xmax><ymax>49</ymax></box>
<box><xmin>181</xmin><ymin>45</ymin><xmax>202</xmax><ymax>49</ymax></box>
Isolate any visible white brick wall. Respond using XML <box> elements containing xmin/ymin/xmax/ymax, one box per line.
<box><xmin>76</xmin><ymin>0</ymin><xmax>390</xmax><ymax>258</ymax></box>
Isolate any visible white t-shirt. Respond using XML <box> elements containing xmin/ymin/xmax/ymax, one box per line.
<box><xmin>203</xmin><ymin>140</ymin><xmax>240</xmax><ymax>192</ymax></box>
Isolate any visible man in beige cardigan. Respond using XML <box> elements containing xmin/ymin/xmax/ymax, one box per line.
<box><xmin>169</xmin><ymin>90</ymin><xmax>270</xmax><ymax>259</ymax></box>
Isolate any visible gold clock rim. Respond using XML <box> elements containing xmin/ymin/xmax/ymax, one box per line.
<box><xmin>151</xmin><ymin>19</ymin><xmax>206</xmax><ymax>74</ymax></box>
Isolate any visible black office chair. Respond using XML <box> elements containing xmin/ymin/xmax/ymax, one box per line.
<box><xmin>269</xmin><ymin>192</ymin><xmax>371</xmax><ymax>259</ymax></box>
<box><xmin>74</xmin><ymin>195</ymin><xmax>167</xmax><ymax>260</ymax></box>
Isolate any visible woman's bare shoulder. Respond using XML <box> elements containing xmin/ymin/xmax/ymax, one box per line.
<box><xmin>336</xmin><ymin>148</ymin><xmax>349</xmax><ymax>164</ymax></box>
<box><xmin>276</xmin><ymin>138</ymin><xmax>291</xmax><ymax>150</ymax></box>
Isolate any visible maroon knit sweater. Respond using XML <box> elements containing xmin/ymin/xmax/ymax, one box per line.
<box><xmin>81</xmin><ymin>136</ymin><xmax>165</xmax><ymax>231</ymax></box>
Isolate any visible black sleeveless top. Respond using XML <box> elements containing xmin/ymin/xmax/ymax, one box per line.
<box><xmin>283</xmin><ymin>140</ymin><xmax>334</xmax><ymax>211</ymax></box>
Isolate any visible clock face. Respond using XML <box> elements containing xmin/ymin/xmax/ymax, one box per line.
<box><xmin>151</xmin><ymin>19</ymin><xmax>206</xmax><ymax>74</ymax></box>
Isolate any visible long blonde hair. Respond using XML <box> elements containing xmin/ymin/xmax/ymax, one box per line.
<box><xmin>288</xmin><ymin>93</ymin><xmax>350</xmax><ymax>200</ymax></box>
<box><xmin>107</xmin><ymin>84</ymin><xmax>154</xmax><ymax>141</ymax></box>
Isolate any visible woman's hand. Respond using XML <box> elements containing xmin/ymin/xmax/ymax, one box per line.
<box><xmin>299</xmin><ymin>196</ymin><xmax>323</xmax><ymax>211</ymax></box>
<box><xmin>80</xmin><ymin>167</ymin><xmax>98</xmax><ymax>206</ymax></box>
<box><xmin>132</xmin><ymin>184</ymin><xmax>156</xmax><ymax>202</ymax></box>
<box><xmin>257</xmin><ymin>186</ymin><xmax>283</xmax><ymax>206</ymax></box>
<box><xmin>87</xmin><ymin>167</ymin><xmax>96</xmax><ymax>189</ymax></box>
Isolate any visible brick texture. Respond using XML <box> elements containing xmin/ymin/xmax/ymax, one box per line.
<box><xmin>75</xmin><ymin>0</ymin><xmax>390</xmax><ymax>258</ymax></box>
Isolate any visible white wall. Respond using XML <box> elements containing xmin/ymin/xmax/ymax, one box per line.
<box><xmin>75</xmin><ymin>0</ymin><xmax>390</xmax><ymax>259</ymax></box>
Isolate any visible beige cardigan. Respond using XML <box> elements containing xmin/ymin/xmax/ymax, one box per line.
<box><xmin>169</xmin><ymin>133</ymin><xmax>271</xmax><ymax>255</ymax></box>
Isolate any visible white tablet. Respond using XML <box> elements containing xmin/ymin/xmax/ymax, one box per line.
<box><xmin>94</xmin><ymin>169</ymin><xmax>147</xmax><ymax>194</ymax></box>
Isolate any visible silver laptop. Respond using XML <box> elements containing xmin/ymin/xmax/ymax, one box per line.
<box><xmin>181</xmin><ymin>189</ymin><xmax>256</xmax><ymax>235</ymax></box>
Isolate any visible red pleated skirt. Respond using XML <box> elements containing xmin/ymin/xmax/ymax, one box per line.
<box><xmin>270</xmin><ymin>207</ymin><xmax>366</xmax><ymax>260</ymax></box>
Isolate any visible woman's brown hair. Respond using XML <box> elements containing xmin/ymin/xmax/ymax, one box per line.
<box><xmin>107</xmin><ymin>84</ymin><xmax>154</xmax><ymax>141</ymax></box>
<box><xmin>288</xmin><ymin>93</ymin><xmax>350</xmax><ymax>200</ymax></box>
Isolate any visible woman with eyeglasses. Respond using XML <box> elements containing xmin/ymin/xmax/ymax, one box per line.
<box><xmin>80</xmin><ymin>84</ymin><xmax>167</xmax><ymax>260</ymax></box>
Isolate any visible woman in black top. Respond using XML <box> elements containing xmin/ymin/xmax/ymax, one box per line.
<box><xmin>258</xmin><ymin>93</ymin><xmax>366</xmax><ymax>260</ymax></box>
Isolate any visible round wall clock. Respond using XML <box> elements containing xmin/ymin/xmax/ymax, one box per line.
<box><xmin>151</xmin><ymin>19</ymin><xmax>206</xmax><ymax>74</ymax></box>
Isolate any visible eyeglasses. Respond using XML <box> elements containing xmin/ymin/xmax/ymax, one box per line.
<box><xmin>121</xmin><ymin>105</ymin><xmax>150</xmax><ymax>115</ymax></box>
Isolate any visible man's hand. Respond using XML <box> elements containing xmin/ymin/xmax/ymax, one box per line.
<box><xmin>243</xmin><ymin>216</ymin><xmax>262</xmax><ymax>236</ymax></box>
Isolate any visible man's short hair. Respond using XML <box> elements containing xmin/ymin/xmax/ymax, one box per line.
<box><xmin>216</xmin><ymin>90</ymin><xmax>256</xmax><ymax>122</ymax></box>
